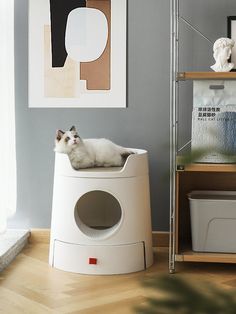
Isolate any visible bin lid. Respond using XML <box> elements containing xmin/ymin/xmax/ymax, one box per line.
<box><xmin>188</xmin><ymin>190</ymin><xmax>236</xmax><ymax>201</ymax></box>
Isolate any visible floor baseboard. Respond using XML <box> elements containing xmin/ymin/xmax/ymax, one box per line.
<box><xmin>29</xmin><ymin>229</ymin><xmax>50</xmax><ymax>244</ymax></box>
<box><xmin>152</xmin><ymin>231</ymin><xmax>169</xmax><ymax>247</ymax></box>
<box><xmin>29</xmin><ymin>229</ymin><xmax>169</xmax><ymax>248</ymax></box>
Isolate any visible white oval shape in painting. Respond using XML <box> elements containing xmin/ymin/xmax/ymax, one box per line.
<box><xmin>65</xmin><ymin>8</ymin><xmax>108</xmax><ymax>63</ymax></box>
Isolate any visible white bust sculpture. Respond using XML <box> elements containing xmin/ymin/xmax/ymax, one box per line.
<box><xmin>211</xmin><ymin>37</ymin><xmax>235</xmax><ymax>72</ymax></box>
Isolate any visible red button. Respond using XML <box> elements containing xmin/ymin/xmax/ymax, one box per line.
<box><xmin>89</xmin><ymin>258</ymin><xmax>97</xmax><ymax>265</ymax></box>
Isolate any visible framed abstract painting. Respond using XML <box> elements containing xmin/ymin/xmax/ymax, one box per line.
<box><xmin>28</xmin><ymin>0</ymin><xmax>127</xmax><ymax>108</ymax></box>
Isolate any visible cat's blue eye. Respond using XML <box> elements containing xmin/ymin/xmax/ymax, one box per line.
<box><xmin>65</xmin><ymin>137</ymin><xmax>70</xmax><ymax>142</ymax></box>
<box><xmin>74</xmin><ymin>135</ymin><xmax>79</xmax><ymax>138</ymax></box>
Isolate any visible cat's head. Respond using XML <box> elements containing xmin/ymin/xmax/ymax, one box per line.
<box><xmin>54</xmin><ymin>126</ymin><xmax>82</xmax><ymax>153</ymax></box>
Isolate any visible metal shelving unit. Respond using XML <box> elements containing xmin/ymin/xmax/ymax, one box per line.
<box><xmin>169</xmin><ymin>0</ymin><xmax>179</xmax><ymax>274</ymax></box>
<box><xmin>169</xmin><ymin>0</ymin><xmax>236</xmax><ymax>273</ymax></box>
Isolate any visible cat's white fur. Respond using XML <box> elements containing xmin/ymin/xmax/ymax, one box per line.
<box><xmin>54</xmin><ymin>126</ymin><xmax>134</xmax><ymax>170</ymax></box>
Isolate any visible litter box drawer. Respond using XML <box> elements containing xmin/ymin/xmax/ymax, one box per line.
<box><xmin>53</xmin><ymin>240</ymin><xmax>145</xmax><ymax>274</ymax></box>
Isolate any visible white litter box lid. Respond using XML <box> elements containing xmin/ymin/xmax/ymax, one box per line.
<box><xmin>54</xmin><ymin>149</ymin><xmax>149</xmax><ymax>178</ymax></box>
<box><xmin>188</xmin><ymin>190</ymin><xmax>236</xmax><ymax>201</ymax></box>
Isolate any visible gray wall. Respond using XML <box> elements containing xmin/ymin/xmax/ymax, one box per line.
<box><xmin>9</xmin><ymin>0</ymin><xmax>171</xmax><ymax>231</ymax></box>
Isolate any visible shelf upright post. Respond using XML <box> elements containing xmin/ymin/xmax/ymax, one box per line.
<box><xmin>169</xmin><ymin>0</ymin><xmax>179</xmax><ymax>274</ymax></box>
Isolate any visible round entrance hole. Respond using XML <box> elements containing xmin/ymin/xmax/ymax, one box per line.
<box><xmin>74</xmin><ymin>190</ymin><xmax>122</xmax><ymax>239</ymax></box>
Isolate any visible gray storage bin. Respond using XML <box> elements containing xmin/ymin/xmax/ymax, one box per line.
<box><xmin>188</xmin><ymin>191</ymin><xmax>236</xmax><ymax>253</ymax></box>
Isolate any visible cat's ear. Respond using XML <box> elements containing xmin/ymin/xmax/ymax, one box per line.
<box><xmin>70</xmin><ymin>126</ymin><xmax>76</xmax><ymax>132</ymax></box>
<box><xmin>56</xmin><ymin>129</ymin><xmax>64</xmax><ymax>141</ymax></box>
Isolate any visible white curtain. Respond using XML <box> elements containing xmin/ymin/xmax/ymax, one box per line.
<box><xmin>0</xmin><ymin>0</ymin><xmax>16</xmax><ymax>233</ymax></box>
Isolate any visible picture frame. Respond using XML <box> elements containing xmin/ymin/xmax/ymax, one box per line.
<box><xmin>227</xmin><ymin>16</ymin><xmax>236</xmax><ymax>71</ymax></box>
<box><xmin>28</xmin><ymin>0</ymin><xmax>127</xmax><ymax>108</ymax></box>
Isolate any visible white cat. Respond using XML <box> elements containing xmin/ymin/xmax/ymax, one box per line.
<box><xmin>54</xmin><ymin>126</ymin><xmax>134</xmax><ymax>170</ymax></box>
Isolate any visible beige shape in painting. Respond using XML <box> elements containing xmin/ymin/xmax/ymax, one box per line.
<box><xmin>44</xmin><ymin>25</ymin><xmax>77</xmax><ymax>98</ymax></box>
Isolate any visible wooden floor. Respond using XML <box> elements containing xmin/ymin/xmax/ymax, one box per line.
<box><xmin>2</xmin><ymin>244</ymin><xmax>236</xmax><ymax>314</ymax></box>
